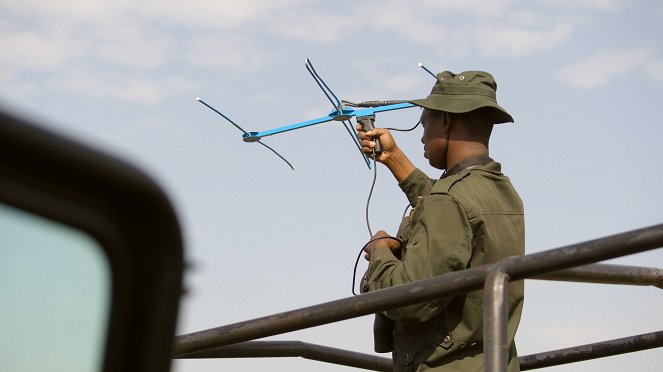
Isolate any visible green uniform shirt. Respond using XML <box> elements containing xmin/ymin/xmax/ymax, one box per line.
<box><xmin>367</xmin><ymin>162</ymin><xmax>525</xmax><ymax>372</ymax></box>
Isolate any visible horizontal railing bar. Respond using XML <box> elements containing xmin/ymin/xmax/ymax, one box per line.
<box><xmin>176</xmin><ymin>330</ymin><xmax>663</xmax><ymax>372</ymax></box>
<box><xmin>533</xmin><ymin>263</ymin><xmax>663</xmax><ymax>287</ymax></box>
<box><xmin>173</xmin><ymin>224</ymin><xmax>663</xmax><ymax>357</ymax></box>
<box><xmin>519</xmin><ymin>329</ymin><xmax>663</xmax><ymax>370</ymax></box>
<box><xmin>177</xmin><ymin>340</ymin><xmax>393</xmax><ymax>371</ymax></box>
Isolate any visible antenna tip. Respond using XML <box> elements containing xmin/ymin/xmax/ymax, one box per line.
<box><xmin>195</xmin><ymin>96</ymin><xmax>201</xmax><ymax>101</ymax></box>
<box><xmin>417</xmin><ymin>62</ymin><xmax>423</xmax><ymax>67</ymax></box>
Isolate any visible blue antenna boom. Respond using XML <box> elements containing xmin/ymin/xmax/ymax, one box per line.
<box><xmin>197</xmin><ymin>60</ymin><xmax>434</xmax><ymax>169</ymax></box>
<box><xmin>242</xmin><ymin>102</ymin><xmax>414</xmax><ymax>141</ymax></box>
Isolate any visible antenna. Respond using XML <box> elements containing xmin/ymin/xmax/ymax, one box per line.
<box><xmin>418</xmin><ymin>62</ymin><xmax>437</xmax><ymax>79</ymax></box>
<box><xmin>305</xmin><ymin>58</ymin><xmax>342</xmax><ymax>109</ymax></box>
<box><xmin>196</xmin><ymin>59</ymin><xmax>419</xmax><ymax>170</ymax></box>
<box><xmin>304</xmin><ymin>58</ymin><xmax>371</xmax><ymax>168</ymax></box>
<box><xmin>196</xmin><ymin>97</ymin><xmax>295</xmax><ymax>170</ymax></box>
<box><xmin>196</xmin><ymin>97</ymin><xmax>249</xmax><ymax>135</ymax></box>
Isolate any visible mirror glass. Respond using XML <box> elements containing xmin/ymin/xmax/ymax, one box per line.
<box><xmin>0</xmin><ymin>202</ymin><xmax>111</xmax><ymax>372</ymax></box>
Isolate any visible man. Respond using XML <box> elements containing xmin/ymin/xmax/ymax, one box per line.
<box><xmin>357</xmin><ymin>71</ymin><xmax>524</xmax><ymax>372</ymax></box>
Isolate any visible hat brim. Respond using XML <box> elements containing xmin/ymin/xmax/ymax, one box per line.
<box><xmin>408</xmin><ymin>94</ymin><xmax>514</xmax><ymax>124</ymax></box>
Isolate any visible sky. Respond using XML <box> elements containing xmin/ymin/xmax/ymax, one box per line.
<box><xmin>1</xmin><ymin>0</ymin><xmax>662</xmax><ymax>371</ymax></box>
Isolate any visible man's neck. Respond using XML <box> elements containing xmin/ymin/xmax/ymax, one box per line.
<box><xmin>446</xmin><ymin>141</ymin><xmax>489</xmax><ymax>171</ymax></box>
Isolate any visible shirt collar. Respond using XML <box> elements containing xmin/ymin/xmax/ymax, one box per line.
<box><xmin>441</xmin><ymin>155</ymin><xmax>494</xmax><ymax>179</ymax></box>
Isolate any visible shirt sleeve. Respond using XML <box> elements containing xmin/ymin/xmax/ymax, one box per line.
<box><xmin>367</xmin><ymin>193</ymin><xmax>472</xmax><ymax>324</ymax></box>
<box><xmin>398</xmin><ymin>168</ymin><xmax>435</xmax><ymax>204</ymax></box>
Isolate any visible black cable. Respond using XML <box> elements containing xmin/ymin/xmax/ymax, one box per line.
<box><xmin>363</xmin><ymin>121</ymin><xmax>418</xmax><ymax>236</ymax></box>
<box><xmin>342</xmin><ymin>100</ymin><xmax>406</xmax><ymax>107</ymax></box>
<box><xmin>354</xmin><ymin>151</ymin><xmax>378</xmax><ymax>295</ymax></box>
<box><xmin>365</xmin><ymin>155</ymin><xmax>378</xmax><ymax>238</ymax></box>
<box><xmin>352</xmin><ymin>236</ymin><xmax>403</xmax><ymax>295</ymax></box>
<box><xmin>353</xmin><ymin>121</ymin><xmax>420</xmax><ymax>295</ymax></box>
<box><xmin>385</xmin><ymin>119</ymin><xmax>420</xmax><ymax>132</ymax></box>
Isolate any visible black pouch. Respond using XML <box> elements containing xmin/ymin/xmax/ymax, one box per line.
<box><xmin>361</xmin><ymin>269</ymin><xmax>394</xmax><ymax>353</ymax></box>
<box><xmin>373</xmin><ymin>313</ymin><xmax>395</xmax><ymax>353</ymax></box>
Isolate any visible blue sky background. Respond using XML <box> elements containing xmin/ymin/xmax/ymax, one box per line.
<box><xmin>1</xmin><ymin>1</ymin><xmax>662</xmax><ymax>371</ymax></box>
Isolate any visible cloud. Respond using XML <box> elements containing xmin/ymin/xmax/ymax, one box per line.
<box><xmin>88</xmin><ymin>23</ymin><xmax>175</xmax><ymax>70</ymax></box>
<box><xmin>645</xmin><ymin>60</ymin><xmax>663</xmax><ymax>81</ymax></box>
<box><xmin>0</xmin><ymin>13</ymin><xmax>172</xmax><ymax>77</ymax></box>
<box><xmin>2</xmin><ymin>0</ymin><xmax>656</xmax><ymax>107</ymax></box>
<box><xmin>1</xmin><ymin>0</ymin><xmax>306</xmax><ymax>30</ymax></box>
<box><xmin>535</xmin><ymin>0</ymin><xmax>627</xmax><ymax>12</ymax></box>
<box><xmin>414</xmin><ymin>0</ymin><xmax>516</xmax><ymax>17</ymax></box>
<box><xmin>1</xmin><ymin>0</ymin><xmax>132</xmax><ymax>21</ymax></box>
<box><xmin>46</xmin><ymin>72</ymin><xmax>199</xmax><ymax>105</ymax></box>
<box><xmin>266</xmin><ymin>11</ymin><xmax>360</xmax><ymax>43</ymax></box>
<box><xmin>0</xmin><ymin>1</ymin><xmax>309</xmax><ymax>78</ymax></box>
<box><xmin>0</xmin><ymin>25</ymin><xmax>83</xmax><ymax>80</ymax></box>
<box><xmin>345</xmin><ymin>1</ymin><xmax>575</xmax><ymax>59</ymax></box>
<box><xmin>475</xmin><ymin>23</ymin><xmax>573</xmax><ymax>58</ymax></box>
<box><xmin>0</xmin><ymin>0</ymin><xmax>595</xmax><ymax>82</ymax></box>
<box><xmin>349</xmin><ymin>0</ymin><xmax>517</xmax><ymax>45</ymax></box>
<box><xmin>147</xmin><ymin>0</ymin><xmax>313</xmax><ymax>30</ymax></box>
<box><xmin>555</xmin><ymin>48</ymin><xmax>651</xmax><ymax>89</ymax></box>
<box><xmin>184</xmin><ymin>34</ymin><xmax>272</xmax><ymax>72</ymax></box>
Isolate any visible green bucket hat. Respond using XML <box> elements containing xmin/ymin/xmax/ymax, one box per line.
<box><xmin>408</xmin><ymin>70</ymin><xmax>514</xmax><ymax>124</ymax></box>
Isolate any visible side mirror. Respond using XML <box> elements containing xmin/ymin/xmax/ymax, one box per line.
<box><xmin>0</xmin><ymin>109</ymin><xmax>184</xmax><ymax>372</ymax></box>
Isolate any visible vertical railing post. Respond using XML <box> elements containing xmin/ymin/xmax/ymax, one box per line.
<box><xmin>483</xmin><ymin>259</ymin><xmax>512</xmax><ymax>372</ymax></box>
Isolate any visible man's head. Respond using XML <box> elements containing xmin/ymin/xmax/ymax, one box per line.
<box><xmin>409</xmin><ymin>70</ymin><xmax>513</xmax><ymax>170</ymax></box>
<box><xmin>419</xmin><ymin>108</ymin><xmax>494</xmax><ymax>169</ymax></box>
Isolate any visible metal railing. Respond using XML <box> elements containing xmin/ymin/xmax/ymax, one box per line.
<box><xmin>173</xmin><ymin>224</ymin><xmax>663</xmax><ymax>371</ymax></box>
